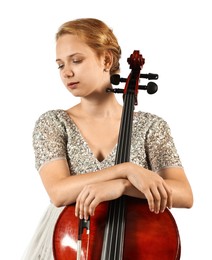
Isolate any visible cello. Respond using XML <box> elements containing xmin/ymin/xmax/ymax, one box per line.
<box><xmin>53</xmin><ymin>50</ymin><xmax>181</xmax><ymax>259</ymax></box>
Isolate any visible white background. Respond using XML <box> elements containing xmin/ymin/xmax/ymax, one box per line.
<box><xmin>0</xmin><ymin>0</ymin><xmax>211</xmax><ymax>259</ymax></box>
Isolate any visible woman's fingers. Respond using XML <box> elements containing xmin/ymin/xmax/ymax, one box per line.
<box><xmin>127</xmin><ymin>166</ymin><xmax>173</xmax><ymax>214</ymax></box>
<box><xmin>75</xmin><ymin>187</ymin><xmax>95</xmax><ymax>219</ymax></box>
<box><xmin>75</xmin><ymin>180</ymin><xmax>125</xmax><ymax>219</ymax></box>
<box><xmin>145</xmin><ymin>183</ymin><xmax>172</xmax><ymax>214</ymax></box>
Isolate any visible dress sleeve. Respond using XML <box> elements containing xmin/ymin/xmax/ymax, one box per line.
<box><xmin>32</xmin><ymin>111</ymin><xmax>67</xmax><ymax>171</ymax></box>
<box><xmin>145</xmin><ymin>117</ymin><xmax>182</xmax><ymax>172</ymax></box>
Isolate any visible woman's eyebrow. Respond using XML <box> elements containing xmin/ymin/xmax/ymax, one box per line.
<box><xmin>56</xmin><ymin>53</ymin><xmax>82</xmax><ymax>62</ymax></box>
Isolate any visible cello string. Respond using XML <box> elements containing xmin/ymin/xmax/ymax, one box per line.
<box><xmin>114</xmin><ymin>94</ymin><xmax>134</xmax><ymax>259</ymax></box>
<box><xmin>101</xmin><ymin>66</ymin><xmax>137</xmax><ymax>259</ymax></box>
<box><xmin>106</xmin><ymin>93</ymin><xmax>135</xmax><ymax>259</ymax></box>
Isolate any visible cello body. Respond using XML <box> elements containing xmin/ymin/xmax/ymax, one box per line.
<box><xmin>53</xmin><ymin>198</ymin><xmax>181</xmax><ymax>259</ymax></box>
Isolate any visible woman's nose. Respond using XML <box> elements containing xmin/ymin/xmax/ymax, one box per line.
<box><xmin>62</xmin><ymin>66</ymin><xmax>74</xmax><ymax>78</ymax></box>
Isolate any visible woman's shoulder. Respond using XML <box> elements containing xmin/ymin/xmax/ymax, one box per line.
<box><xmin>134</xmin><ymin>111</ymin><xmax>167</xmax><ymax>124</ymax></box>
<box><xmin>34</xmin><ymin>109</ymin><xmax>71</xmax><ymax>125</ymax></box>
<box><xmin>133</xmin><ymin>111</ymin><xmax>171</xmax><ymax>134</ymax></box>
<box><xmin>36</xmin><ymin>109</ymin><xmax>67</xmax><ymax>120</ymax></box>
<box><xmin>33</xmin><ymin>109</ymin><xmax>72</xmax><ymax>133</ymax></box>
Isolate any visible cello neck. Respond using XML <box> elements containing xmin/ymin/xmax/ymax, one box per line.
<box><xmin>100</xmin><ymin>51</ymin><xmax>144</xmax><ymax>260</ymax></box>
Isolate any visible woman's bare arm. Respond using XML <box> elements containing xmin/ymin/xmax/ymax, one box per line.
<box><xmin>40</xmin><ymin>159</ymin><xmax>193</xmax><ymax>220</ymax></box>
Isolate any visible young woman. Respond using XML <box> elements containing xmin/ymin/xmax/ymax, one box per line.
<box><xmin>23</xmin><ymin>18</ymin><xmax>193</xmax><ymax>259</ymax></box>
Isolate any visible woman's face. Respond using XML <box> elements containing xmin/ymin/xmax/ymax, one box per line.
<box><xmin>56</xmin><ymin>34</ymin><xmax>110</xmax><ymax>98</ymax></box>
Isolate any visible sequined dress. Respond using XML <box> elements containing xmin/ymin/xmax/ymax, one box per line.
<box><xmin>22</xmin><ymin>109</ymin><xmax>182</xmax><ymax>260</ymax></box>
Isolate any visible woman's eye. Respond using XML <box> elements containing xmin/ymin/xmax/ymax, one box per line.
<box><xmin>72</xmin><ymin>59</ymin><xmax>82</xmax><ymax>64</ymax></box>
<box><xmin>58</xmin><ymin>64</ymin><xmax>64</xmax><ymax>69</ymax></box>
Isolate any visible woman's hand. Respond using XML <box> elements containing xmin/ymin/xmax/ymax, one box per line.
<box><xmin>75</xmin><ymin>163</ymin><xmax>173</xmax><ymax>219</ymax></box>
<box><xmin>75</xmin><ymin>179</ymin><xmax>127</xmax><ymax>220</ymax></box>
<box><xmin>126</xmin><ymin>163</ymin><xmax>172</xmax><ymax>214</ymax></box>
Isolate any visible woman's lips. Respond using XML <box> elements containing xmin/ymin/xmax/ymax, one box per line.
<box><xmin>67</xmin><ymin>82</ymin><xmax>79</xmax><ymax>90</ymax></box>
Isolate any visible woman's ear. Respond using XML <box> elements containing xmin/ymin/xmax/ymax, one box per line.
<box><xmin>104</xmin><ymin>51</ymin><xmax>113</xmax><ymax>70</ymax></box>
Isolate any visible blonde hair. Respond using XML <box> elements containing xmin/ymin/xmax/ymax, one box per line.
<box><xmin>56</xmin><ymin>18</ymin><xmax>121</xmax><ymax>74</ymax></box>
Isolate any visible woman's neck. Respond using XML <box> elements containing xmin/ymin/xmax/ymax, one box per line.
<box><xmin>69</xmin><ymin>94</ymin><xmax>122</xmax><ymax>119</ymax></box>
